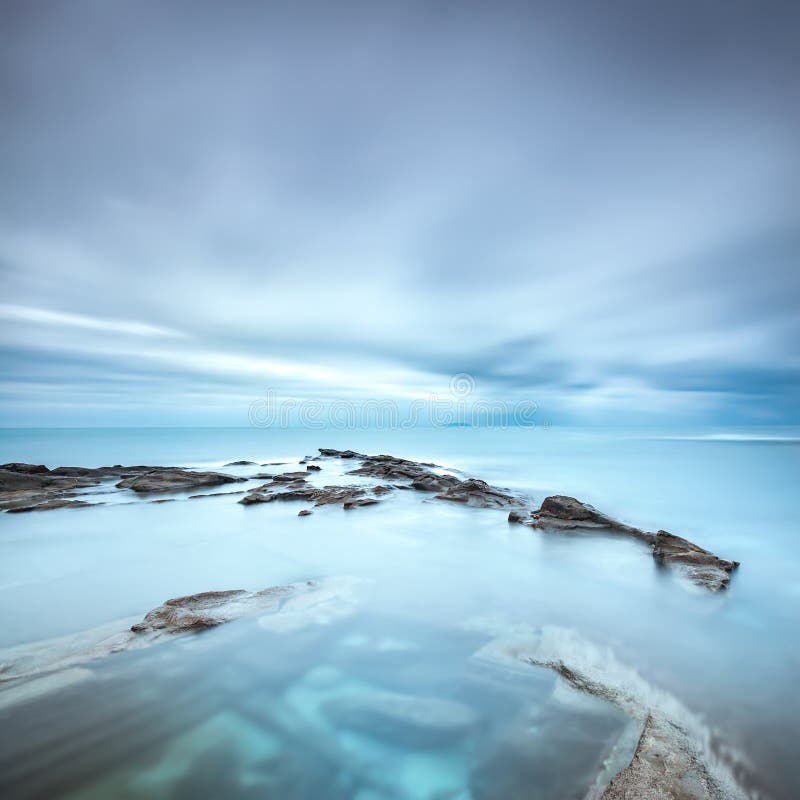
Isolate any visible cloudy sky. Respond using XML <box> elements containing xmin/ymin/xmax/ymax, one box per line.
<box><xmin>1</xmin><ymin>0</ymin><xmax>798</xmax><ymax>426</ymax></box>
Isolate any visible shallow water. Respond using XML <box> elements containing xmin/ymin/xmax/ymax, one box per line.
<box><xmin>0</xmin><ymin>427</ymin><xmax>798</xmax><ymax>799</ymax></box>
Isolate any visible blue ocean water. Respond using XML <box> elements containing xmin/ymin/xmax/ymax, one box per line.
<box><xmin>0</xmin><ymin>426</ymin><xmax>798</xmax><ymax>799</ymax></box>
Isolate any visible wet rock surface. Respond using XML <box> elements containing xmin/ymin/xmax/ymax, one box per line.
<box><xmin>0</xmin><ymin>578</ymin><xmax>362</xmax><ymax>685</ymax></box>
<box><xmin>508</xmin><ymin>495</ymin><xmax>737</xmax><ymax>591</ymax></box>
<box><xmin>7</xmin><ymin>498</ymin><xmax>95</xmax><ymax>513</ymax></box>
<box><xmin>601</xmin><ymin>714</ymin><xmax>721</xmax><ymax>800</ymax></box>
<box><xmin>652</xmin><ymin>531</ymin><xmax>739</xmax><ymax>591</ymax></box>
<box><xmin>1</xmin><ymin>450</ymin><xmax>739</xmax><ymax>592</ymax></box>
<box><xmin>435</xmin><ymin>477</ymin><xmax>522</xmax><ymax>509</ymax></box>
<box><xmin>239</xmin><ymin>466</ymin><xmax>391</xmax><ymax>509</ymax></box>
<box><xmin>470</xmin><ymin>623</ymin><xmax>751</xmax><ymax>800</ymax></box>
<box><xmin>116</xmin><ymin>469</ymin><xmax>246</xmax><ymax>494</ymax></box>
<box><xmin>130</xmin><ymin>586</ymin><xmax>295</xmax><ymax>634</ymax></box>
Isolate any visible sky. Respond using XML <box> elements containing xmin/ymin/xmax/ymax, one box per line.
<box><xmin>1</xmin><ymin>0</ymin><xmax>798</xmax><ymax>427</ymax></box>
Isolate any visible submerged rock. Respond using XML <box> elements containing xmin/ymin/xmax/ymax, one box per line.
<box><xmin>0</xmin><ymin>577</ymin><xmax>363</xmax><ymax>689</ymax></box>
<box><xmin>116</xmin><ymin>469</ymin><xmax>245</xmax><ymax>494</ymax></box>
<box><xmin>322</xmin><ymin>689</ymin><xmax>478</xmax><ymax>747</ymax></box>
<box><xmin>130</xmin><ymin>586</ymin><xmax>302</xmax><ymax>634</ymax></box>
<box><xmin>6</xmin><ymin>498</ymin><xmax>95</xmax><ymax>513</ymax></box>
<box><xmin>223</xmin><ymin>460</ymin><xmax>256</xmax><ymax>466</ymax></box>
<box><xmin>652</xmin><ymin>531</ymin><xmax>739</xmax><ymax>591</ymax></box>
<box><xmin>601</xmin><ymin>714</ymin><xmax>719</xmax><ymax>800</ymax></box>
<box><xmin>469</xmin><ymin>623</ymin><xmax>751</xmax><ymax>800</ymax></box>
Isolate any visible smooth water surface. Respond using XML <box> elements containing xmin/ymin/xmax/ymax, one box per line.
<box><xmin>0</xmin><ymin>427</ymin><xmax>798</xmax><ymax>799</ymax></box>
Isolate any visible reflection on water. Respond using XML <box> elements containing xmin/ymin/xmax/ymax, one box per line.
<box><xmin>1</xmin><ymin>427</ymin><xmax>799</xmax><ymax>799</ymax></box>
<box><xmin>1</xmin><ymin>612</ymin><xmax>633</xmax><ymax>800</ymax></box>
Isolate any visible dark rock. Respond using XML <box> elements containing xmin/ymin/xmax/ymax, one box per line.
<box><xmin>529</xmin><ymin>496</ymin><xmax>736</xmax><ymax>591</ymax></box>
<box><xmin>410</xmin><ymin>473</ymin><xmax>462</xmax><ymax>492</ymax></box>
<box><xmin>306</xmin><ymin>464</ymin><xmax>322</xmax><ymax>471</ymax></box>
<box><xmin>319</xmin><ymin>448</ymin><xmax>365</xmax><ymax>458</ymax></box>
<box><xmin>508</xmin><ymin>509</ymin><xmax>529</xmax><ymax>524</ymax></box>
<box><xmin>187</xmin><ymin>490</ymin><xmax>247</xmax><ymax>499</ymax></box>
<box><xmin>6</xmin><ymin>498</ymin><xmax>95</xmax><ymax>513</ymax></box>
<box><xmin>530</xmin><ymin>495</ymin><xmax>652</xmax><ymax>541</ymax></box>
<box><xmin>652</xmin><ymin>531</ymin><xmax>739</xmax><ymax>591</ymax></box>
<box><xmin>270</xmin><ymin>472</ymin><xmax>309</xmax><ymax>482</ymax></box>
<box><xmin>0</xmin><ymin>463</ymin><xmax>50</xmax><ymax>474</ymax></box>
<box><xmin>131</xmin><ymin>589</ymin><xmax>250</xmax><ymax>633</ymax></box>
<box><xmin>224</xmin><ymin>460</ymin><xmax>256</xmax><ymax>466</ymax></box>
<box><xmin>239</xmin><ymin>483</ymin><xmax>375</xmax><ymax>509</ymax></box>
<box><xmin>116</xmin><ymin>469</ymin><xmax>245</xmax><ymax>494</ymax></box>
<box><xmin>435</xmin><ymin>478</ymin><xmax>521</xmax><ymax>509</ymax></box>
<box><xmin>298</xmin><ymin>509</ymin><xmax>313</xmax><ymax>516</ymax></box>
<box><xmin>343</xmin><ymin>498</ymin><xmax>379</xmax><ymax>510</ymax></box>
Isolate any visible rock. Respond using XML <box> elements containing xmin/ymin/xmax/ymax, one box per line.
<box><xmin>187</xmin><ymin>490</ymin><xmax>247</xmax><ymax>499</ymax></box>
<box><xmin>298</xmin><ymin>509</ymin><xmax>313</xmax><ymax>516</ymax></box>
<box><xmin>269</xmin><ymin>472</ymin><xmax>309</xmax><ymax>482</ymax></box>
<box><xmin>410</xmin><ymin>473</ymin><xmax>462</xmax><ymax>492</ymax></box>
<box><xmin>528</xmin><ymin>497</ymin><xmax>737</xmax><ymax>591</ymax></box>
<box><xmin>601</xmin><ymin>714</ymin><xmax>721</xmax><ymax>800</ymax></box>
<box><xmin>306</xmin><ymin>464</ymin><xmax>322</xmax><ymax>471</ymax></box>
<box><xmin>0</xmin><ymin>578</ymin><xmax>362</xmax><ymax>688</ymax></box>
<box><xmin>508</xmin><ymin>509</ymin><xmax>529</xmax><ymax>524</ymax></box>
<box><xmin>239</xmin><ymin>483</ymin><xmax>377</xmax><ymax>510</ymax></box>
<box><xmin>116</xmin><ymin>469</ymin><xmax>246</xmax><ymax>494</ymax></box>
<box><xmin>435</xmin><ymin>478</ymin><xmax>521</xmax><ymax>509</ymax></box>
<box><xmin>131</xmin><ymin>589</ymin><xmax>251</xmax><ymax>633</ymax></box>
<box><xmin>470</xmin><ymin>624</ymin><xmax>751</xmax><ymax>800</ymax></box>
<box><xmin>224</xmin><ymin>460</ymin><xmax>256</xmax><ymax>466</ymax></box>
<box><xmin>529</xmin><ymin>496</ymin><xmax>653</xmax><ymax>541</ymax></box>
<box><xmin>343</xmin><ymin>498</ymin><xmax>379</xmax><ymax>510</ymax></box>
<box><xmin>319</xmin><ymin>448</ymin><xmax>365</xmax><ymax>459</ymax></box>
<box><xmin>652</xmin><ymin>531</ymin><xmax>739</xmax><ymax>591</ymax></box>
<box><xmin>6</xmin><ymin>499</ymin><xmax>95</xmax><ymax>513</ymax></box>
<box><xmin>322</xmin><ymin>689</ymin><xmax>478</xmax><ymax>747</ymax></box>
<box><xmin>0</xmin><ymin>463</ymin><xmax>49</xmax><ymax>474</ymax></box>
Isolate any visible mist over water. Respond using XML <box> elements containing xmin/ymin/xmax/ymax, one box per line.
<box><xmin>1</xmin><ymin>426</ymin><xmax>798</xmax><ymax>799</ymax></box>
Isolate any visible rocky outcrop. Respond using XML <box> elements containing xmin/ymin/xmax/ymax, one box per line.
<box><xmin>526</xmin><ymin>496</ymin><xmax>653</xmax><ymax>541</ymax></box>
<box><xmin>1</xmin><ymin>463</ymin><xmax>246</xmax><ymax>508</ymax></box>
<box><xmin>435</xmin><ymin>478</ymin><xmax>522</xmax><ymax>509</ymax></box>
<box><xmin>6</xmin><ymin>498</ymin><xmax>95</xmax><ymax>513</ymax></box>
<box><xmin>239</xmin><ymin>472</ymin><xmax>386</xmax><ymax>509</ymax></box>
<box><xmin>224</xmin><ymin>460</ymin><xmax>256</xmax><ymax>466</ymax></box>
<box><xmin>116</xmin><ymin>469</ymin><xmax>245</xmax><ymax>494</ymax></box>
<box><xmin>469</xmin><ymin>623</ymin><xmax>751</xmax><ymax>800</ymax></box>
<box><xmin>0</xmin><ymin>463</ymin><xmax>156</xmax><ymax>511</ymax></box>
<box><xmin>340</xmin><ymin>451</ymin><xmax>517</xmax><ymax>508</ymax></box>
<box><xmin>318</xmin><ymin>448</ymin><xmax>365</xmax><ymax>459</ymax></box>
<box><xmin>0</xmin><ymin>577</ymin><xmax>363</xmax><ymax>688</ymax></box>
<box><xmin>652</xmin><ymin>531</ymin><xmax>739</xmax><ymax>591</ymax></box>
<box><xmin>601</xmin><ymin>714</ymin><xmax>719</xmax><ymax>800</ymax></box>
<box><xmin>130</xmin><ymin>585</ymin><xmax>298</xmax><ymax>634</ymax></box>
<box><xmin>507</xmin><ymin>496</ymin><xmax>737</xmax><ymax>591</ymax></box>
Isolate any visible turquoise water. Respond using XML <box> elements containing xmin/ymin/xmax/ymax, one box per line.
<box><xmin>0</xmin><ymin>427</ymin><xmax>798</xmax><ymax>799</ymax></box>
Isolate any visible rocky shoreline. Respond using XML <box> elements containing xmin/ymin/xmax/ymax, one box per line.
<box><xmin>1</xmin><ymin>448</ymin><xmax>739</xmax><ymax>591</ymax></box>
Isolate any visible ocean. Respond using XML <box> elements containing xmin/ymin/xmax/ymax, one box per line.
<box><xmin>0</xmin><ymin>426</ymin><xmax>798</xmax><ymax>799</ymax></box>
